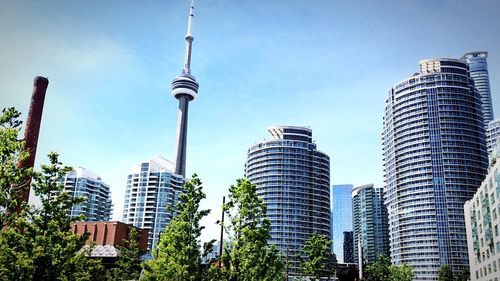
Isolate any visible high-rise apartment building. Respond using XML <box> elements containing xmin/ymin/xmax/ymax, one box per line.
<box><xmin>464</xmin><ymin>156</ymin><xmax>500</xmax><ymax>281</ymax></box>
<box><xmin>487</xmin><ymin>119</ymin><xmax>500</xmax><ymax>158</ymax></box>
<box><xmin>122</xmin><ymin>156</ymin><xmax>184</xmax><ymax>249</ymax></box>
<box><xmin>343</xmin><ymin>231</ymin><xmax>354</xmax><ymax>264</ymax></box>
<box><xmin>62</xmin><ymin>167</ymin><xmax>112</xmax><ymax>221</ymax></box>
<box><xmin>383</xmin><ymin>58</ymin><xmax>489</xmax><ymax>280</ymax></box>
<box><xmin>332</xmin><ymin>184</ymin><xmax>354</xmax><ymax>263</ymax></box>
<box><xmin>245</xmin><ymin>126</ymin><xmax>331</xmax><ymax>274</ymax></box>
<box><xmin>461</xmin><ymin>52</ymin><xmax>494</xmax><ymax>124</ymax></box>
<box><xmin>352</xmin><ymin>184</ymin><xmax>389</xmax><ymax>267</ymax></box>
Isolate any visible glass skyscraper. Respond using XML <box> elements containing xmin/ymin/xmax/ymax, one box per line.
<box><xmin>382</xmin><ymin>58</ymin><xmax>488</xmax><ymax>280</ymax></box>
<box><xmin>487</xmin><ymin>119</ymin><xmax>500</xmax><ymax>158</ymax></box>
<box><xmin>343</xmin><ymin>231</ymin><xmax>354</xmax><ymax>264</ymax></box>
<box><xmin>122</xmin><ymin>156</ymin><xmax>184</xmax><ymax>249</ymax></box>
<box><xmin>460</xmin><ymin>52</ymin><xmax>494</xmax><ymax>124</ymax></box>
<box><xmin>62</xmin><ymin>167</ymin><xmax>112</xmax><ymax>222</ymax></box>
<box><xmin>245</xmin><ymin>126</ymin><xmax>331</xmax><ymax>274</ymax></box>
<box><xmin>332</xmin><ymin>184</ymin><xmax>354</xmax><ymax>263</ymax></box>
<box><xmin>352</xmin><ymin>184</ymin><xmax>389</xmax><ymax>267</ymax></box>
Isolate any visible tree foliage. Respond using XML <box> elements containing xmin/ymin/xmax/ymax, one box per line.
<box><xmin>388</xmin><ymin>264</ymin><xmax>415</xmax><ymax>281</ymax></box>
<box><xmin>364</xmin><ymin>255</ymin><xmax>391</xmax><ymax>281</ymax></box>
<box><xmin>0</xmin><ymin>152</ymin><xmax>104</xmax><ymax>280</ymax></box>
<box><xmin>439</xmin><ymin>265</ymin><xmax>455</xmax><ymax>281</ymax></box>
<box><xmin>364</xmin><ymin>255</ymin><xmax>414</xmax><ymax>281</ymax></box>
<box><xmin>456</xmin><ymin>268</ymin><xmax>470</xmax><ymax>281</ymax></box>
<box><xmin>0</xmin><ymin>107</ymin><xmax>31</xmax><ymax>227</ymax></box>
<box><xmin>143</xmin><ymin>174</ymin><xmax>213</xmax><ymax>281</ymax></box>
<box><xmin>0</xmin><ymin>108</ymin><xmax>104</xmax><ymax>280</ymax></box>
<box><xmin>108</xmin><ymin>227</ymin><xmax>144</xmax><ymax>280</ymax></box>
<box><xmin>213</xmin><ymin>178</ymin><xmax>285</xmax><ymax>281</ymax></box>
<box><xmin>300</xmin><ymin>233</ymin><xmax>336</xmax><ymax>280</ymax></box>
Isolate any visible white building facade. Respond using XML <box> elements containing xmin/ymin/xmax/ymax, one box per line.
<box><xmin>122</xmin><ymin>156</ymin><xmax>184</xmax><ymax>249</ymax></box>
<box><xmin>465</xmin><ymin>158</ymin><xmax>500</xmax><ymax>281</ymax></box>
<box><xmin>487</xmin><ymin>119</ymin><xmax>500</xmax><ymax>158</ymax></box>
<box><xmin>63</xmin><ymin>167</ymin><xmax>112</xmax><ymax>222</ymax></box>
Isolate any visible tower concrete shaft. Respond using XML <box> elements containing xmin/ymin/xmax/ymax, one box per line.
<box><xmin>172</xmin><ymin>0</ymin><xmax>198</xmax><ymax>177</ymax></box>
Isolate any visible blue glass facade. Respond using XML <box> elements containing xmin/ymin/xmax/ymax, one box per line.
<box><xmin>332</xmin><ymin>184</ymin><xmax>353</xmax><ymax>263</ymax></box>
<box><xmin>122</xmin><ymin>156</ymin><xmax>184</xmax><ymax>249</ymax></box>
<box><xmin>245</xmin><ymin>126</ymin><xmax>331</xmax><ymax>274</ymax></box>
<box><xmin>343</xmin><ymin>231</ymin><xmax>354</xmax><ymax>264</ymax></box>
<box><xmin>352</xmin><ymin>184</ymin><xmax>389</xmax><ymax>266</ymax></box>
<box><xmin>461</xmin><ymin>52</ymin><xmax>494</xmax><ymax>124</ymax></box>
<box><xmin>383</xmin><ymin>58</ymin><xmax>488</xmax><ymax>280</ymax></box>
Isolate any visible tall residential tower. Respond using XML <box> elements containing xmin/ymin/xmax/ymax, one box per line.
<box><xmin>122</xmin><ymin>156</ymin><xmax>184</xmax><ymax>249</ymax></box>
<box><xmin>245</xmin><ymin>126</ymin><xmax>331</xmax><ymax>274</ymax></box>
<box><xmin>62</xmin><ymin>167</ymin><xmax>112</xmax><ymax>222</ymax></box>
<box><xmin>460</xmin><ymin>52</ymin><xmax>494</xmax><ymax>124</ymax></box>
<box><xmin>352</xmin><ymin>184</ymin><xmax>389</xmax><ymax>267</ymax></box>
<box><xmin>172</xmin><ymin>0</ymin><xmax>199</xmax><ymax>178</ymax></box>
<box><xmin>382</xmin><ymin>58</ymin><xmax>488</xmax><ymax>280</ymax></box>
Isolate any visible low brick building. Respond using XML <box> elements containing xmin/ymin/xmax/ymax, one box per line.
<box><xmin>71</xmin><ymin>221</ymin><xmax>149</xmax><ymax>251</ymax></box>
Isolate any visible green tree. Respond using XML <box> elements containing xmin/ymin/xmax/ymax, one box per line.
<box><xmin>0</xmin><ymin>107</ymin><xmax>31</xmax><ymax>227</ymax></box>
<box><xmin>142</xmin><ymin>174</ymin><xmax>213</xmax><ymax>281</ymax></box>
<box><xmin>215</xmin><ymin>178</ymin><xmax>285</xmax><ymax>281</ymax></box>
<box><xmin>388</xmin><ymin>264</ymin><xmax>415</xmax><ymax>281</ymax></box>
<box><xmin>0</xmin><ymin>107</ymin><xmax>104</xmax><ymax>280</ymax></box>
<box><xmin>439</xmin><ymin>265</ymin><xmax>455</xmax><ymax>281</ymax></box>
<box><xmin>108</xmin><ymin>227</ymin><xmax>144</xmax><ymax>280</ymax></box>
<box><xmin>364</xmin><ymin>255</ymin><xmax>391</xmax><ymax>281</ymax></box>
<box><xmin>0</xmin><ymin>152</ymin><xmax>104</xmax><ymax>280</ymax></box>
<box><xmin>456</xmin><ymin>268</ymin><xmax>470</xmax><ymax>281</ymax></box>
<box><xmin>364</xmin><ymin>255</ymin><xmax>414</xmax><ymax>281</ymax></box>
<box><xmin>300</xmin><ymin>233</ymin><xmax>336</xmax><ymax>280</ymax></box>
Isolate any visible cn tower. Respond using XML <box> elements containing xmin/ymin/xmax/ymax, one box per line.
<box><xmin>172</xmin><ymin>0</ymin><xmax>199</xmax><ymax>177</ymax></box>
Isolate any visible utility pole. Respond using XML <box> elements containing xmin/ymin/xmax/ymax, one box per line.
<box><xmin>218</xmin><ymin>196</ymin><xmax>225</xmax><ymax>267</ymax></box>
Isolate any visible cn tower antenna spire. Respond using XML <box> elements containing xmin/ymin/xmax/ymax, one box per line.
<box><xmin>183</xmin><ymin>0</ymin><xmax>195</xmax><ymax>75</ymax></box>
<box><xmin>171</xmin><ymin>0</ymin><xmax>199</xmax><ymax>178</ymax></box>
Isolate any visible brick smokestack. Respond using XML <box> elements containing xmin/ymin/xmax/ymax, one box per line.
<box><xmin>17</xmin><ymin>76</ymin><xmax>49</xmax><ymax>203</ymax></box>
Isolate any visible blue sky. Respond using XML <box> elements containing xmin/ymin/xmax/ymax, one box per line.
<box><xmin>1</xmin><ymin>0</ymin><xmax>499</xmax><ymax>245</ymax></box>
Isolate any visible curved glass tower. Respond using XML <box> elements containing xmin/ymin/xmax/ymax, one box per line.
<box><xmin>460</xmin><ymin>52</ymin><xmax>494</xmax><ymax>124</ymax></box>
<box><xmin>245</xmin><ymin>126</ymin><xmax>331</xmax><ymax>274</ymax></box>
<box><xmin>382</xmin><ymin>59</ymin><xmax>488</xmax><ymax>280</ymax></box>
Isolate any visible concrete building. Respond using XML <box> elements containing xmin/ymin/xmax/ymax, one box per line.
<box><xmin>171</xmin><ymin>0</ymin><xmax>199</xmax><ymax>178</ymax></box>
<box><xmin>343</xmin><ymin>231</ymin><xmax>354</xmax><ymax>264</ymax></box>
<box><xmin>245</xmin><ymin>126</ymin><xmax>331</xmax><ymax>274</ymax></box>
<box><xmin>352</xmin><ymin>184</ymin><xmax>389</xmax><ymax>267</ymax></box>
<box><xmin>461</xmin><ymin>52</ymin><xmax>494</xmax><ymax>124</ymax></box>
<box><xmin>382</xmin><ymin>58</ymin><xmax>488</xmax><ymax>280</ymax></box>
<box><xmin>464</xmin><ymin>157</ymin><xmax>500</xmax><ymax>281</ymax></box>
<box><xmin>62</xmin><ymin>167</ymin><xmax>112</xmax><ymax>221</ymax></box>
<box><xmin>120</xmin><ymin>0</ymin><xmax>201</xmax><ymax>250</ymax></box>
<box><xmin>487</xmin><ymin>119</ymin><xmax>500</xmax><ymax>158</ymax></box>
<box><xmin>122</xmin><ymin>156</ymin><xmax>184</xmax><ymax>249</ymax></box>
<box><xmin>332</xmin><ymin>184</ymin><xmax>354</xmax><ymax>263</ymax></box>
